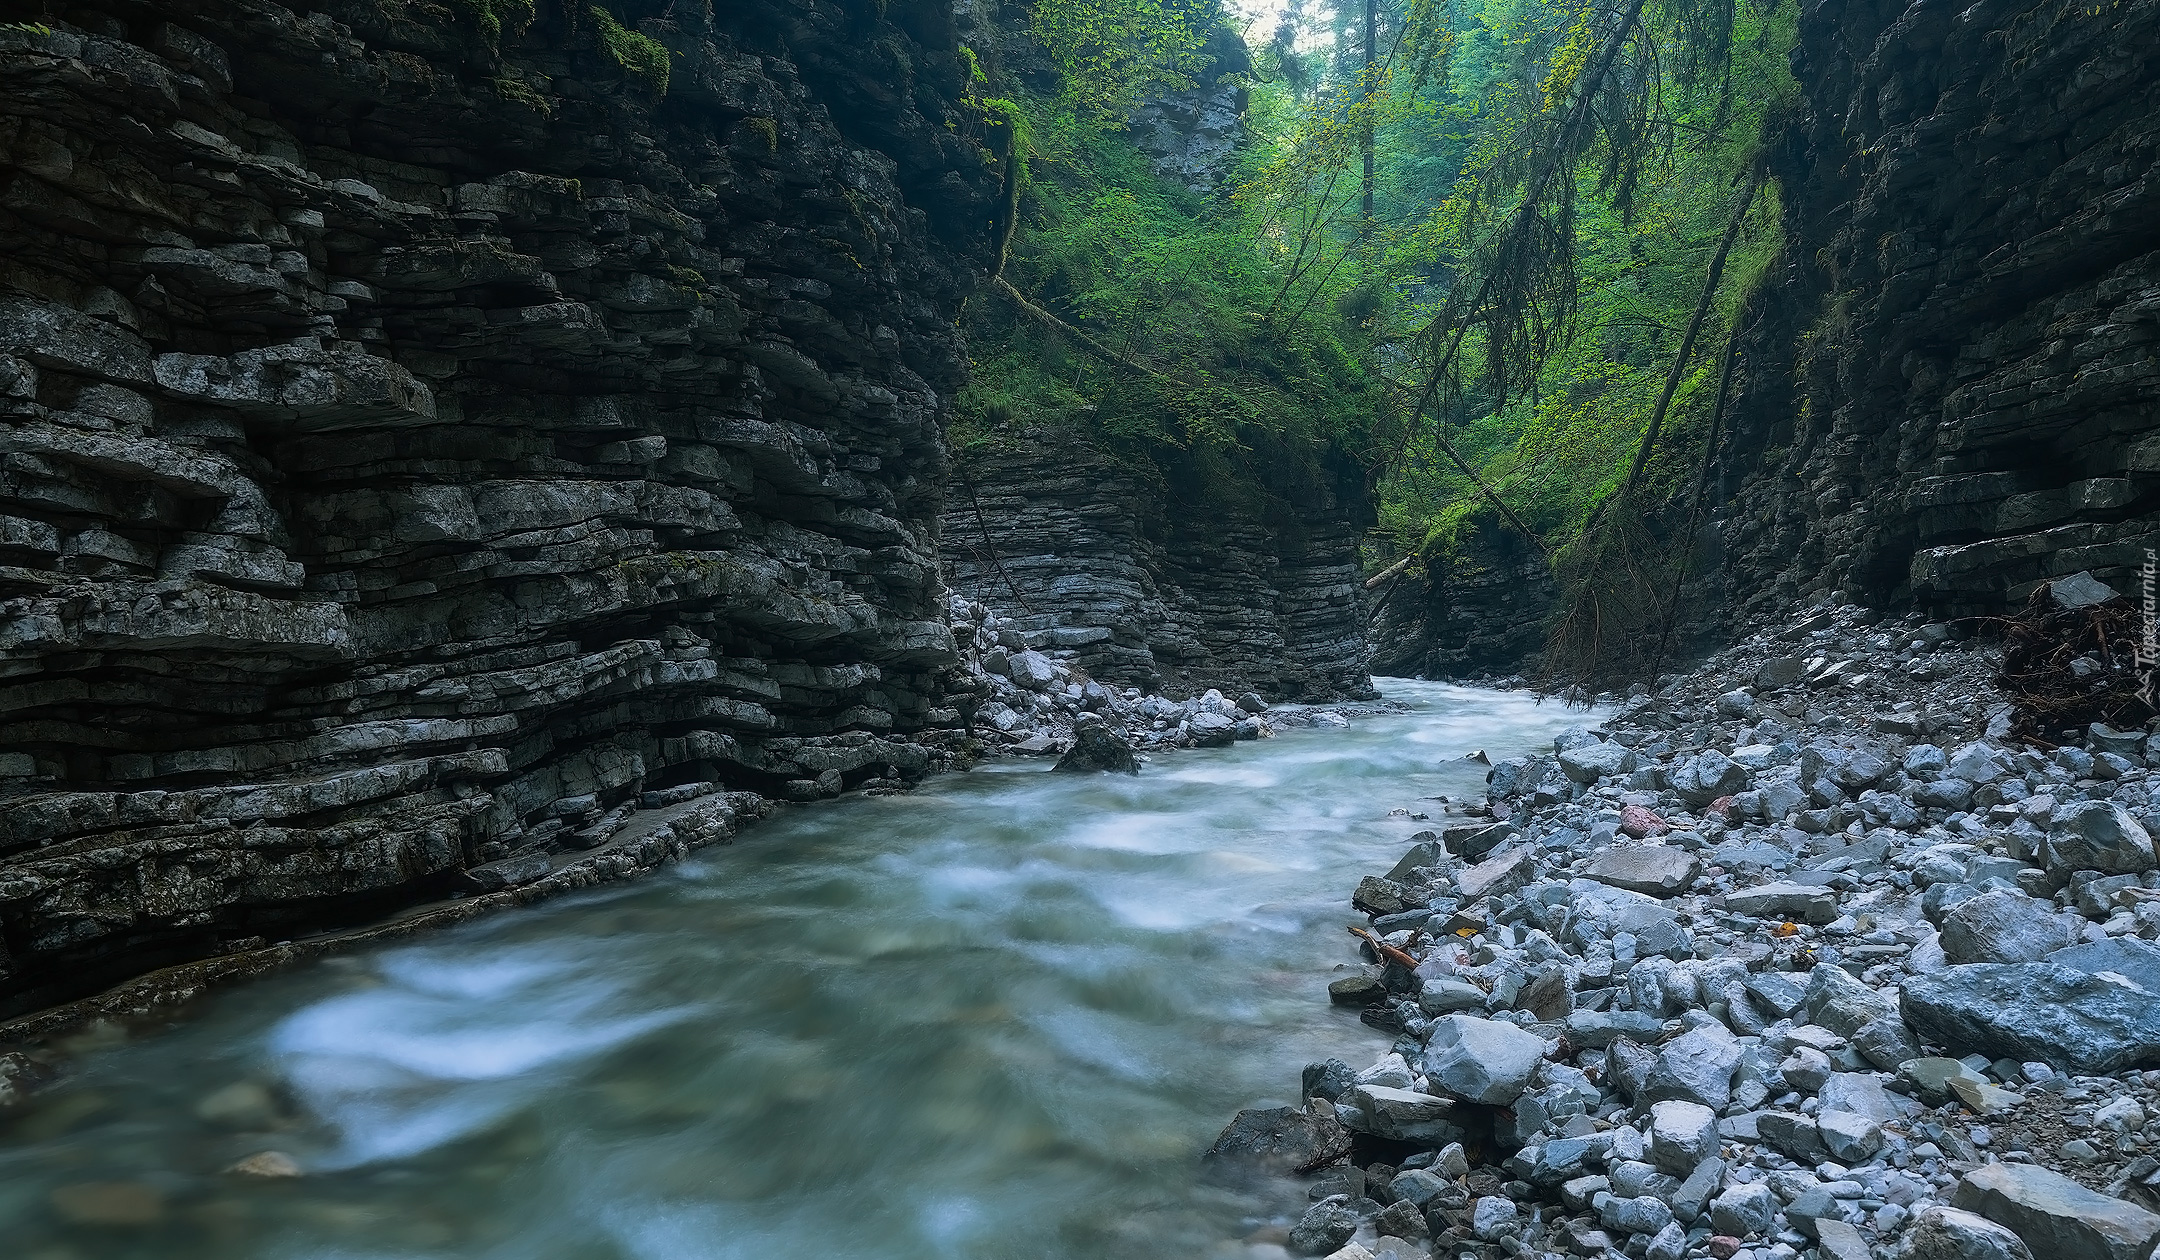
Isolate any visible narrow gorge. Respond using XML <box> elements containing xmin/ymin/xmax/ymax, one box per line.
<box><xmin>1</xmin><ymin>2</ymin><xmax>2159</xmax><ymax>1260</ymax></box>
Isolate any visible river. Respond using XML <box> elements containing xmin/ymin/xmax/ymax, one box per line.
<box><xmin>0</xmin><ymin>681</ymin><xmax>1585</xmax><ymax>1259</ymax></box>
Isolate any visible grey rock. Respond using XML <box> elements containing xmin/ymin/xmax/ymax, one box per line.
<box><xmin>1710</xmin><ymin>1181</ymin><xmax>1777</xmax><ymax>1237</ymax></box>
<box><xmin>1471</xmin><ymin>1194</ymin><xmax>1519</xmax><ymax>1240</ymax></box>
<box><xmin>1941</xmin><ymin>890</ymin><xmax>2077</xmax><ymax>964</ymax></box>
<box><xmin>1817</xmin><ymin>1108</ymin><xmax>1884</xmax><ymax>1161</ymax></box>
<box><xmin>2048</xmin><ymin>571</ymin><xmax>2120</xmax><ymax>611</ymax></box>
<box><xmin>1817</xmin><ymin>1071</ymin><xmax>1900</xmax><ymax>1122</ymax></box>
<box><xmin>1207</xmin><ymin>1098</ymin><xmax>1350</xmax><ymax>1170</ymax></box>
<box><xmin>2048</xmin><ymin>938</ymin><xmax>2160</xmax><ymax>991</ymax></box>
<box><xmin>1388</xmin><ymin>1168</ymin><xmax>1449</xmax><ymax>1208</ymax></box>
<box><xmin>1725</xmin><ymin>880</ymin><xmax>1840</xmax><ymax>924</ymax></box>
<box><xmin>1187</xmin><ymin>710</ymin><xmax>1240</xmax><ymax>748</ymax></box>
<box><xmin>1600</xmin><ymin>1193</ymin><xmax>1675</xmax><ymax>1236</ymax></box>
<box><xmin>1560</xmin><ymin>740</ymin><xmax>1639</xmax><ymax>783</ymax></box>
<box><xmin>1052</xmin><ymin>724</ymin><xmax>1139</xmax><ymax>774</ymax></box>
<box><xmin>1638</xmin><ymin>1027</ymin><xmax>1743</xmax><ymax>1110</ymax></box>
<box><xmin>1648</xmin><ymin>1100</ymin><xmax>1719</xmax><ymax>1173</ymax></box>
<box><xmin>1952</xmin><ymin>1162</ymin><xmax>2160</xmax><ymax>1260</ymax></box>
<box><xmin>1805</xmin><ymin>963</ymin><xmax>1903</xmax><ymax>1036</ymax></box>
<box><xmin>1671</xmin><ymin>1155</ymin><xmax>1725</xmax><ymax>1223</ymax></box>
<box><xmin>1814</xmin><ymin>1218</ymin><xmax>1874</xmax><ymax>1260</ymax></box>
<box><xmin>1907</xmin><ymin>1205</ymin><xmax>2036</xmax><ymax>1260</ymax></box>
<box><xmin>1564</xmin><ymin>1009</ymin><xmax>1670</xmax><ymax>1049</ymax></box>
<box><xmin>1584</xmin><ymin>845</ymin><xmax>1700</xmax><ymax>897</ymax></box>
<box><xmin>1758</xmin><ymin>1111</ymin><xmax>1829</xmax><ymax>1163</ymax></box>
<box><xmin>1852</xmin><ymin>1015</ymin><xmax>1923</xmax><ymax>1070</ymax></box>
<box><xmin>1903</xmin><ymin>963</ymin><xmax>2160</xmax><ymax>1074</ymax></box>
<box><xmin>1670</xmin><ymin>750</ymin><xmax>1750</xmax><ymax>806</ymax></box>
<box><xmin>1335</xmin><ymin>1085</ymin><xmax>1462</xmax><ymax>1145</ymax></box>
<box><xmin>2046</xmin><ymin>801</ymin><xmax>2155</xmax><ymax>876</ymax></box>
<box><xmin>1757</xmin><ymin>657</ymin><xmax>1808</xmax><ymax>689</ymax></box>
<box><xmin>1455</xmin><ymin>847</ymin><xmax>1537</xmax><ymax>901</ymax></box>
<box><xmin>1289</xmin><ymin>1197</ymin><xmax>1361</xmax><ymax>1255</ymax></box>
<box><xmin>1423</xmin><ymin>1015</ymin><xmax>1546</xmax><ymax>1105</ymax></box>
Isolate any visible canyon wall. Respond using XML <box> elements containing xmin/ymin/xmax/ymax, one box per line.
<box><xmin>1716</xmin><ymin>0</ymin><xmax>2160</xmax><ymax>617</ymax></box>
<box><xmin>942</xmin><ymin>426</ymin><xmax>1376</xmax><ymax>702</ymax></box>
<box><xmin>0</xmin><ymin>0</ymin><xmax>1001</xmax><ymax>1015</ymax></box>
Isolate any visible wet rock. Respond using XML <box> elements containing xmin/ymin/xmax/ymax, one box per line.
<box><xmin>196</xmin><ymin>1080</ymin><xmax>280</xmax><ymax>1129</ymax></box>
<box><xmin>1053</xmin><ymin>725</ymin><xmax>1139</xmax><ymax>774</ymax></box>
<box><xmin>1188</xmin><ymin>711</ymin><xmax>1240</xmax><ymax>747</ymax></box>
<box><xmin>1951</xmin><ymin>1162</ymin><xmax>2160</xmax><ymax>1260</ymax></box>
<box><xmin>1424</xmin><ymin>1015</ymin><xmax>1547</xmax><ymax>1105</ymax></box>
<box><xmin>1353</xmin><ymin>876</ymin><xmax>1413</xmax><ymax>916</ymax></box>
<box><xmin>1585</xmin><ymin>845</ymin><xmax>1700</xmax><ymax>897</ymax></box>
<box><xmin>1304</xmin><ymin>1058</ymin><xmax>1356</xmax><ymax>1101</ymax></box>
<box><xmin>225</xmin><ymin>1150</ymin><xmax>302</xmax><ymax>1178</ymax></box>
<box><xmin>1206</xmin><ymin>1098</ymin><xmax>1349</xmax><ymax>1170</ymax></box>
<box><xmin>1902</xmin><ymin>963</ymin><xmax>2160</xmax><ymax>1074</ymax></box>
<box><xmin>1330</xmin><ymin>974</ymin><xmax>1388</xmax><ymax>1006</ymax></box>
<box><xmin>1290</xmin><ymin>1198</ymin><xmax>1361</xmax><ymax>1254</ymax></box>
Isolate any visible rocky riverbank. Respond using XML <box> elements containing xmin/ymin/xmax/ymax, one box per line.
<box><xmin>1217</xmin><ymin>577</ymin><xmax>2160</xmax><ymax>1260</ymax></box>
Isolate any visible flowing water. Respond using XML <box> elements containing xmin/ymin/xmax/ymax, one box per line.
<box><xmin>0</xmin><ymin>681</ymin><xmax>1585</xmax><ymax>1260</ymax></box>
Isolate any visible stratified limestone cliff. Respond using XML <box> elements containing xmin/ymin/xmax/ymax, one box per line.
<box><xmin>1365</xmin><ymin>523</ymin><xmax>1554</xmax><ymax>681</ymax></box>
<box><xmin>1718</xmin><ymin>0</ymin><xmax>2160</xmax><ymax>616</ymax></box>
<box><xmin>0</xmin><ymin>0</ymin><xmax>1002</xmax><ymax>1014</ymax></box>
<box><xmin>942</xmin><ymin>426</ymin><xmax>1375</xmax><ymax>702</ymax></box>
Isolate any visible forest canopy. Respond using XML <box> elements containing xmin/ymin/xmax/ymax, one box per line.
<box><xmin>957</xmin><ymin>0</ymin><xmax>1800</xmax><ymax>682</ymax></box>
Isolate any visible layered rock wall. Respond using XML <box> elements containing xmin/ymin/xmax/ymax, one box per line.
<box><xmin>1717</xmin><ymin>0</ymin><xmax>2160</xmax><ymax>616</ymax></box>
<box><xmin>0</xmin><ymin>0</ymin><xmax>1000</xmax><ymax>1014</ymax></box>
<box><xmin>942</xmin><ymin>427</ymin><xmax>1375</xmax><ymax>701</ymax></box>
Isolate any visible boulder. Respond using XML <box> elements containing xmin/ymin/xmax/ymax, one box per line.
<box><xmin>1758</xmin><ymin>1112</ymin><xmax>1827</xmax><ymax>1163</ymax></box>
<box><xmin>1290</xmin><ymin>1198</ymin><xmax>1361</xmax><ymax>1255</ymax></box>
<box><xmin>1709</xmin><ymin>1182</ymin><xmax>1776</xmax><ymax>1238</ymax></box>
<box><xmin>1940</xmin><ymin>890</ymin><xmax>2076</xmax><ymax>964</ymax></box>
<box><xmin>1559</xmin><ymin>740</ymin><xmax>1639</xmax><ymax>783</ymax></box>
<box><xmin>1585</xmin><ymin>845</ymin><xmax>1700</xmax><ymax>897</ymax></box>
<box><xmin>1816</xmin><ymin>1109</ymin><xmax>1883</xmax><ymax>1162</ymax></box>
<box><xmin>1952</xmin><ymin>1162</ymin><xmax>2160</xmax><ymax>1260</ymax></box>
<box><xmin>2048</xmin><ymin>571</ymin><xmax>2121</xmax><ymax>611</ymax></box>
<box><xmin>1008</xmin><ymin>649</ymin><xmax>1060</xmax><ymax>689</ymax></box>
<box><xmin>1804</xmin><ymin>963</ymin><xmax>1902</xmax><ymax>1036</ymax></box>
<box><xmin>1906</xmin><ymin>1205</ymin><xmax>2035</xmax><ymax>1260</ymax></box>
<box><xmin>1423</xmin><ymin>1015</ymin><xmax>1547</xmax><ymax>1105</ymax></box>
<box><xmin>1206</xmin><ymin>1098</ymin><xmax>1351</xmax><ymax>1170</ymax></box>
<box><xmin>1187</xmin><ymin>711</ymin><xmax>1239</xmax><ymax>748</ymax></box>
<box><xmin>1335</xmin><ymin>1084</ymin><xmax>1462</xmax><ymax>1144</ymax></box>
<box><xmin>1724</xmin><ymin>881</ymin><xmax>1839</xmax><ymax>924</ymax></box>
<box><xmin>1353</xmin><ymin>875</ymin><xmax>1412</xmax><ymax>916</ymax></box>
<box><xmin>1637</xmin><ymin>1027</ymin><xmax>1742</xmax><ymax>1111</ymax></box>
<box><xmin>1052</xmin><ymin>724</ymin><xmax>1139</xmax><ymax>774</ymax></box>
<box><xmin>1817</xmin><ymin>1072</ymin><xmax>1900</xmax><ymax>1123</ymax></box>
<box><xmin>2046</xmin><ymin>801</ymin><xmax>2155</xmax><ymax>875</ymax></box>
<box><xmin>1456</xmin><ymin>847</ymin><xmax>1536</xmax><ymax>901</ymax></box>
<box><xmin>1648</xmin><ymin>1100</ymin><xmax>1719</xmax><ymax>1174</ymax></box>
<box><xmin>2048</xmin><ymin>938</ymin><xmax>2160</xmax><ymax>992</ymax></box>
<box><xmin>1903</xmin><ymin>964</ymin><xmax>2160</xmax><ymax>1074</ymax></box>
<box><xmin>1671</xmin><ymin>750</ymin><xmax>1750</xmax><ymax>807</ymax></box>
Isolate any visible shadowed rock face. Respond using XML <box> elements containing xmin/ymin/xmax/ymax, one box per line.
<box><xmin>0</xmin><ymin>0</ymin><xmax>1001</xmax><ymax>1014</ymax></box>
<box><xmin>1719</xmin><ymin>0</ymin><xmax>2160</xmax><ymax>617</ymax></box>
<box><xmin>941</xmin><ymin>426</ymin><xmax>1377</xmax><ymax>703</ymax></box>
